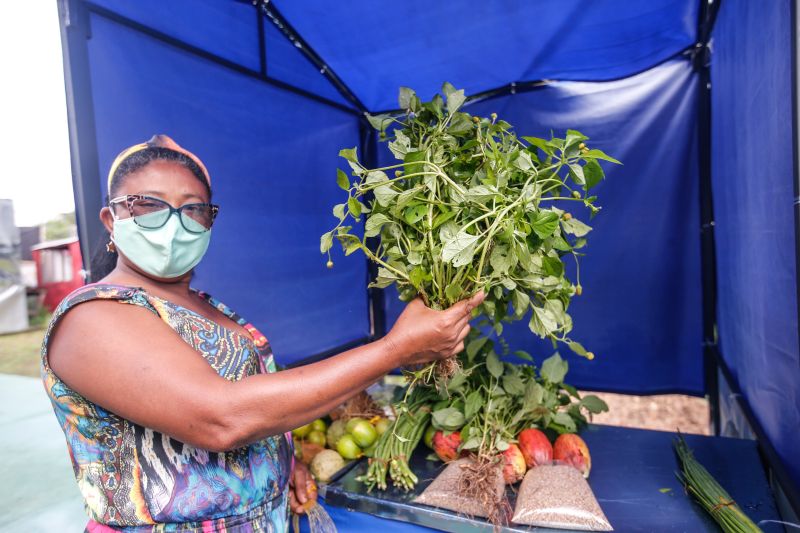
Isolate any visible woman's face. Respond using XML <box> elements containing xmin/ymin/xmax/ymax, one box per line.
<box><xmin>100</xmin><ymin>159</ymin><xmax>212</xmax><ymax>281</ymax></box>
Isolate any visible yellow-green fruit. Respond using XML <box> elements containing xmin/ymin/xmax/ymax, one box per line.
<box><xmin>336</xmin><ymin>434</ymin><xmax>363</xmax><ymax>460</ymax></box>
<box><xmin>374</xmin><ymin>418</ymin><xmax>391</xmax><ymax>436</ymax></box>
<box><xmin>292</xmin><ymin>423</ymin><xmax>313</xmax><ymax>438</ymax></box>
<box><xmin>349</xmin><ymin>419</ymin><xmax>378</xmax><ymax>448</ymax></box>
<box><xmin>326</xmin><ymin>260</ymin><xmax>334</xmax><ymax>269</ymax></box>
<box><xmin>326</xmin><ymin>420</ymin><xmax>347</xmax><ymax>449</ymax></box>
<box><xmin>572</xmin><ymin>190</ymin><xmax>581</xmax><ymax>199</ymax></box>
<box><xmin>424</xmin><ymin>425</ymin><xmax>437</xmax><ymax>449</ymax></box>
<box><xmin>310</xmin><ymin>419</ymin><xmax>327</xmax><ymax>433</ymax></box>
<box><xmin>345</xmin><ymin>417</ymin><xmax>366</xmax><ymax>434</ymax></box>
<box><xmin>307</xmin><ymin>430</ymin><xmax>326</xmax><ymax>447</ymax></box>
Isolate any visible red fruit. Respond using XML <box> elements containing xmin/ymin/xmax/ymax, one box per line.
<box><xmin>553</xmin><ymin>433</ymin><xmax>591</xmax><ymax>478</ymax></box>
<box><xmin>518</xmin><ymin>428</ymin><xmax>553</xmax><ymax>468</ymax></box>
<box><xmin>432</xmin><ymin>430</ymin><xmax>461</xmax><ymax>462</ymax></box>
<box><xmin>501</xmin><ymin>444</ymin><xmax>527</xmax><ymax>484</ymax></box>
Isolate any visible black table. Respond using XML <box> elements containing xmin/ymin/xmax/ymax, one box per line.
<box><xmin>307</xmin><ymin>425</ymin><xmax>782</xmax><ymax>532</ymax></box>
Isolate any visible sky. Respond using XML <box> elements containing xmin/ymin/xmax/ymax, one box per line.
<box><xmin>0</xmin><ymin>2</ymin><xmax>75</xmax><ymax>227</ymax></box>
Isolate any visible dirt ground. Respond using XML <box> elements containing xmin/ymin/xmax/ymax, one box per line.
<box><xmin>582</xmin><ymin>390</ymin><xmax>711</xmax><ymax>435</ymax></box>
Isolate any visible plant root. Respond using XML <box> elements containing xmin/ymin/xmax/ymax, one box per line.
<box><xmin>457</xmin><ymin>454</ymin><xmax>511</xmax><ymax>529</ymax></box>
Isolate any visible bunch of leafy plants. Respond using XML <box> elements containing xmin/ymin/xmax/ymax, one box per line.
<box><xmin>428</xmin><ymin>334</ymin><xmax>608</xmax><ymax>456</ymax></box>
<box><xmin>358</xmin><ymin>332</ymin><xmax>609</xmax><ymax>493</ymax></box>
<box><xmin>321</xmin><ymin>83</ymin><xmax>620</xmax><ymax>381</ymax></box>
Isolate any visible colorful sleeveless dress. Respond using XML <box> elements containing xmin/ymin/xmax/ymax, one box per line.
<box><xmin>40</xmin><ymin>283</ymin><xmax>294</xmax><ymax>532</ymax></box>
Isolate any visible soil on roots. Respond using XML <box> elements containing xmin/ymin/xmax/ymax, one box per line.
<box><xmin>457</xmin><ymin>454</ymin><xmax>510</xmax><ymax>528</ymax></box>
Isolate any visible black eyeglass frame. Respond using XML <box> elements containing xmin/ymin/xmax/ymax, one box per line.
<box><xmin>109</xmin><ymin>194</ymin><xmax>219</xmax><ymax>234</ymax></box>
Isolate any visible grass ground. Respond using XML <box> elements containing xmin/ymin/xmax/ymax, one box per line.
<box><xmin>0</xmin><ymin>327</ymin><xmax>46</xmax><ymax>377</ymax></box>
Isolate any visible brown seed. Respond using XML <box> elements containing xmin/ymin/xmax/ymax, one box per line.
<box><xmin>512</xmin><ymin>465</ymin><xmax>611</xmax><ymax>530</ymax></box>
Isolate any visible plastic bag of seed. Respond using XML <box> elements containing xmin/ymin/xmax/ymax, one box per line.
<box><xmin>512</xmin><ymin>464</ymin><xmax>613</xmax><ymax>531</ymax></box>
<box><xmin>413</xmin><ymin>458</ymin><xmax>505</xmax><ymax>519</ymax></box>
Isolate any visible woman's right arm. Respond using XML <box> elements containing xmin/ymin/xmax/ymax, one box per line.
<box><xmin>47</xmin><ymin>292</ymin><xmax>484</xmax><ymax>452</ymax></box>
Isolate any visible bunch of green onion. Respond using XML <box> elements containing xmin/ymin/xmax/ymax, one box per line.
<box><xmin>674</xmin><ymin>436</ymin><xmax>762</xmax><ymax>533</ymax></box>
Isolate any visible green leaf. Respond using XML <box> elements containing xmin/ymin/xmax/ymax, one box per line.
<box><xmin>370</xmin><ymin>267</ymin><xmax>399</xmax><ymax>289</ymax></box>
<box><xmin>364</xmin><ymin>214</ymin><xmax>392</xmax><ymax>238</ymax></box>
<box><xmin>374</xmin><ymin>184</ymin><xmax>398</xmax><ymax>207</ymax></box>
<box><xmin>565</xmin><ymin>129</ymin><xmax>588</xmax><ymax>147</ymax></box>
<box><xmin>388</xmin><ymin>129</ymin><xmax>411</xmax><ymax>159</ymax></box>
<box><xmin>561</xmin><ymin>217</ymin><xmax>592</xmax><ymax>237</ymax></box>
<box><xmin>448</xmin><ymin>112</ymin><xmax>472</xmax><ymax>134</ymax></box>
<box><xmin>522</xmin><ymin>136</ymin><xmax>553</xmax><ymax>155</ymax></box>
<box><xmin>332</xmin><ymin>203</ymin><xmax>345</xmax><ymax>221</ymax></box>
<box><xmin>343</xmin><ymin>238</ymin><xmax>362</xmax><ymax>256</ymax></box>
<box><xmin>514</xmin><ymin>350</ymin><xmax>533</xmax><ymax>362</ymax></box>
<box><xmin>432</xmin><ymin>209</ymin><xmax>457</xmax><ymax>230</ymax></box>
<box><xmin>584</xmin><ymin>149</ymin><xmax>622</xmax><ymax>164</ymax></box>
<box><xmin>486</xmin><ymin>350</ymin><xmax>504</xmax><ymax>378</ymax></box>
<box><xmin>490</xmin><ymin>245</ymin><xmax>514</xmax><ymax>275</ymax></box>
<box><xmin>336</xmin><ymin>169</ymin><xmax>350</xmax><ymax>191</ymax></box>
<box><xmin>569</xmin><ymin>163</ymin><xmax>585</xmax><ymax>185</ymax></box>
<box><xmin>403</xmin><ymin>204</ymin><xmax>427</xmax><ymax>225</ymax></box>
<box><xmin>403</xmin><ymin>150</ymin><xmax>426</xmax><ymax>175</ymax></box>
<box><xmin>551</xmin><ymin>411</ymin><xmax>577</xmax><ymax>433</ymax></box>
<box><xmin>431</xmin><ymin>407</ymin><xmax>466</xmax><ymax>431</ymax></box>
<box><xmin>531</xmin><ymin>211</ymin><xmax>560</xmax><ymax>239</ymax></box>
<box><xmin>583</xmin><ymin>159</ymin><xmax>604</xmax><ymax>189</ymax></box>
<box><xmin>446</xmin><ymin>89</ymin><xmax>466</xmax><ymax>114</ymax></box>
<box><xmin>466</xmin><ymin>337</ymin><xmax>489</xmax><ymax>361</ymax></box>
<box><xmin>441</xmin><ymin>81</ymin><xmax>458</xmax><ymax>98</ymax></box>
<box><xmin>320</xmin><ymin>232</ymin><xmax>333</xmax><ymax>254</ymax></box>
<box><xmin>398</xmin><ymin>87</ymin><xmax>416</xmax><ymax>110</ymax></box>
<box><xmin>512</xmin><ymin>290</ymin><xmax>530</xmax><ymax>318</ymax></box>
<box><xmin>523</xmin><ymin>381</ymin><xmax>545</xmax><ymax>411</ymax></box>
<box><xmin>365</xmin><ymin>113</ymin><xmax>392</xmax><ymax>132</ymax></box>
<box><xmin>339</xmin><ymin>147</ymin><xmax>358</xmax><ymax>163</ymax></box>
<box><xmin>502</xmin><ymin>373</ymin><xmax>526</xmax><ymax>396</ymax></box>
<box><xmin>541</xmin><ymin>352</ymin><xmax>569</xmax><ymax>384</ymax></box>
<box><xmin>464</xmin><ymin>390</ymin><xmax>483</xmax><ymax>420</ymax></box>
<box><xmin>580</xmin><ymin>395</ymin><xmax>609</xmax><ymax>414</ymax></box>
<box><xmin>461</xmin><ymin>437</ymin><xmax>481</xmax><ymax>451</ymax></box>
<box><xmin>464</xmin><ymin>185</ymin><xmax>497</xmax><ymax>203</ymax></box>
<box><xmin>441</xmin><ymin>230</ymin><xmax>481</xmax><ymax>267</ymax></box>
<box><xmin>541</xmin><ymin>255</ymin><xmax>564</xmax><ymax>277</ymax></box>
<box><xmin>348</xmin><ymin>197</ymin><xmax>362</xmax><ymax>217</ymax></box>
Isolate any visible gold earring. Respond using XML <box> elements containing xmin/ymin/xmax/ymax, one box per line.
<box><xmin>106</xmin><ymin>240</ymin><xmax>116</xmax><ymax>253</ymax></box>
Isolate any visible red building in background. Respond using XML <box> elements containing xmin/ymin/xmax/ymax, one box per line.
<box><xmin>31</xmin><ymin>237</ymin><xmax>83</xmax><ymax>312</ymax></box>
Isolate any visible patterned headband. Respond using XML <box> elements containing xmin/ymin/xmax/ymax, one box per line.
<box><xmin>107</xmin><ymin>135</ymin><xmax>211</xmax><ymax>191</ymax></box>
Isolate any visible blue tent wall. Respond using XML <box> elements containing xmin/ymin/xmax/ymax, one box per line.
<box><xmin>710</xmin><ymin>0</ymin><xmax>800</xmax><ymax>495</ymax></box>
<box><xmin>82</xmin><ymin>9</ymin><xmax>369</xmax><ymax>365</ymax></box>
<box><xmin>272</xmin><ymin>0</ymin><xmax>697</xmax><ymax>111</ymax></box>
<box><xmin>379</xmin><ymin>59</ymin><xmax>703</xmax><ymax>394</ymax></box>
<box><xmin>58</xmin><ymin>0</ymin><xmax>800</xmax><ymax>503</ymax></box>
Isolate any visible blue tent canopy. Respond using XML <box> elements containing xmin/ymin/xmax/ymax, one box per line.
<box><xmin>57</xmin><ymin>0</ymin><xmax>800</xmax><ymax>515</ymax></box>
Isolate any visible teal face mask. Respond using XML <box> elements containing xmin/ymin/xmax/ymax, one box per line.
<box><xmin>112</xmin><ymin>210</ymin><xmax>211</xmax><ymax>279</ymax></box>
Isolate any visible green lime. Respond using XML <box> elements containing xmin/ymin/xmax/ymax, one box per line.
<box><xmin>349</xmin><ymin>420</ymin><xmax>378</xmax><ymax>448</ymax></box>
<box><xmin>374</xmin><ymin>418</ymin><xmax>391</xmax><ymax>436</ymax></box>
<box><xmin>424</xmin><ymin>425</ymin><xmax>437</xmax><ymax>449</ymax></box>
<box><xmin>307</xmin><ymin>430</ymin><xmax>326</xmax><ymax>447</ymax></box>
<box><xmin>345</xmin><ymin>417</ymin><xmax>366</xmax><ymax>434</ymax></box>
<box><xmin>336</xmin><ymin>434</ymin><xmax>363</xmax><ymax>460</ymax></box>
<box><xmin>310</xmin><ymin>419</ymin><xmax>327</xmax><ymax>433</ymax></box>
<box><xmin>292</xmin><ymin>423</ymin><xmax>312</xmax><ymax>438</ymax></box>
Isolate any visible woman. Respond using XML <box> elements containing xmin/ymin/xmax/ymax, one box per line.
<box><xmin>42</xmin><ymin>135</ymin><xmax>484</xmax><ymax>532</ymax></box>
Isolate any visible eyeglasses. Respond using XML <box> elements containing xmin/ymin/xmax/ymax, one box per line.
<box><xmin>109</xmin><ymin>194</ymin><xmax>219</xmax><ymax>234</ymax></box>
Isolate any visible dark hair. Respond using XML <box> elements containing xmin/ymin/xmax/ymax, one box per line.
<box><xmin>89</xmin><ymin>147</ymin><xmax>212</xmax><ymax>282</ymax></box>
